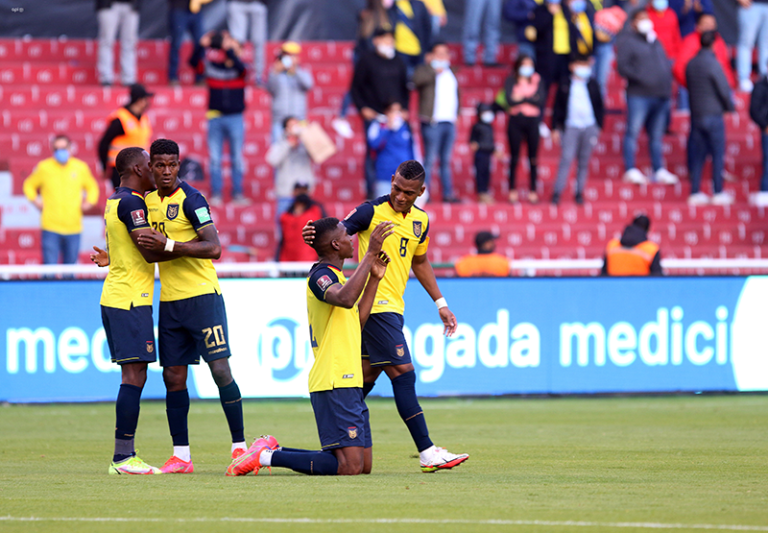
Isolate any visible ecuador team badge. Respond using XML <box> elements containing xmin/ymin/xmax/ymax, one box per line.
<box><xmin>167</xmin><ymin>204</ymin><xmax>180</xmax><ymax>220</ymax></box>
<box><xmin>413</xmin><ymin>221</ymin><xmax>422</xmax><ymax>238</ymax></box>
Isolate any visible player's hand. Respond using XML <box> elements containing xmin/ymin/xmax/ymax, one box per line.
<box><xmin>137</xmin><ymin>228</ymin><xmax>167</xmax><ymax>251</ymax></box>
<box><xmin>551</xmin><ymin>129</ymin><xmax>561</xmax><ymax>144</ymax></box>
<box><xmin>90</xmin><ymin>246</ymin><xmax>109</xmax><ymax>267</ymax></box>
<box><xmin>33</xmin><ymin>198</ymin><xmax>43</xmax><ymax>211</ymax></box>
<box><xmin>370</xmin><ymin>251</ymin><xmax>391</xmax><ymax>280</ymax></box>
<box><xmin>302</xmin><ymin>220</ymin><xmax>316</xmax><ymax>245</ymax></box>
<box><xmin>367</xmin><ymin>221</ymin><xmax>395</xmax><ymax>255</ymax></box>
<box><xmin>439</xmin><ymin>307</ymin><xmax>457</xmax><ymax>337</ymax></box>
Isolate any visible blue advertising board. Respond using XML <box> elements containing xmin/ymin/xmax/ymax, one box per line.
<box><xmin>1</xmin><ymin>277</ymin><xmax>767</xmax><ymax>402</ymax></box>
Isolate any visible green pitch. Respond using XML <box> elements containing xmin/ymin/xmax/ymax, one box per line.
<box><xmin>1</xmin><ymin>396</ymin><xmax>767</xmax><ymax>533</ymax></box>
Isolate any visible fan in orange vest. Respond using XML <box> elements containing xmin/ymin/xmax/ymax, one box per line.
<box><xmin>98</xmin><ymin>84</ymin><xmax>154</xmax><ymax>190</ymax></box>
<box><xmin>602</xmin><ymin>215</ymin><xmax>662</xmax><ymax>276</ymax></box>
<box><xmin>455</xmin><ymin>231</ymin><xmax>511</xmax><ymax>277</ymax></box>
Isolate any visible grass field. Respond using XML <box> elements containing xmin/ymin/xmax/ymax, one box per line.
<box><xmin>1</xmin><ymin>395</ymin><xmax>767</xmax><ymax>533</ymax></box>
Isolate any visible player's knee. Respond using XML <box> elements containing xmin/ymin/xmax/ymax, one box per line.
<box><xmin>209</xmin><ymin>360</ymin><xmax>233</xmax><ymax>387</ymax></box>
<box><xmin>338</xmin><ymin>461</ymin><xmax>364</xmax><ymax>476</ymax></box>
<box><xmin>162</xmin><ymin>367</ymin><xmax>186</xmax><ymax>391</ymax></box>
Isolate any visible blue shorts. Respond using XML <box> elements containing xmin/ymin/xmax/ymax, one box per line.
<box><xmin>158</xmin><ymin>292</ymin><xmax>231</xmax><ymax>367</ymax></box>
<box><xmin>101</xmin><ymin>304</ymin><xmax>156</xmax><ymax>365</ymax></box>
<box><xmin>361</xmin><ymin>312</ymin><xmax>412</xmax><ymax>367</ymax></box>
<box><xmin>310</xmin><ymin>387</ymin><xmax>372</xmax><ymax>450</ymax></box>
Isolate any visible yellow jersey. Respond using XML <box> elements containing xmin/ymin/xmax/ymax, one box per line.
<box><xmin>145</xmin><ymin>181</ymin><xmax>220</xmax><ymax>302</ymax></box>
<box><xmin>23</xmin><ymin>157</ymin><xmax>99</xmax><ymax>235</ymax></box>
<box><xmin>100</xmin><ymin>188</ymin><xmax>154</xmax><ymax>310</ymax></box>
<box><xmin>343</xmin><ymin>195</ymin><xmax>429</xmax><ymax>316</ymax></box>
<box><xmin>306</xmin><ymin>264</ymin><xmax>364</xmax><ymax>393</ymax></box>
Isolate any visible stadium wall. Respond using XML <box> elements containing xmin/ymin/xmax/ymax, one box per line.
<box><xmin>1</xmin><ymin>277</ymin><xmax>766</xmax><ymax>403</ymax></box>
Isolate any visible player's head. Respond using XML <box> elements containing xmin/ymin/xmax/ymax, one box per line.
<box><xmin>310</xmin><ymin>217</ymin><xmax>353</xmax><ymax>259</ymax></box>
<box><xmin>632</xmin><ymin>214</ymin><xmax>651</xmax><ymax>232</ymax></box>
<box><xmin>390</xmin><ymin>160</ymin><xmax>426</xmax><ymax>213</ymax></box>
<box><xmin>115</xmin><ymin>147</ymin><xmax>153</xmax><ymax>192</ymax></box>
<box><xmin>150</xmin><ymin>138</ymin><xmax>181</xmax><ymax>191</ymax></box>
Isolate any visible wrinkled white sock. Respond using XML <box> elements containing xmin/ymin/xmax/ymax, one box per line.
<box><xmin>232</xmin><ymin>441</ymin><xmax>247</xmax><ymax>454</ymax></box>
<box><xmin>260</xmin><ymin>448</ymin><xmax>274</xmax><ymax>467</ymax></box>
<box><xmin>173</xmin><ymin>446</ymin><xmax>191</xmax><ymax>462</ymax></box>
<box><xmin>419</xmin><ymin>445</ymin><xmax>436</xmax><ymax>463</ymax></box>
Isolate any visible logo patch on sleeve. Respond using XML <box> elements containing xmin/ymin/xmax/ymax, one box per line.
<box><xmin>317</xmin><ymin>275</ymin><xmax>333</xmax><ymax>291</ymax></box>
<box><xmin>195</xmin><ymin>207</ymin><xmax>211</xmax><ymax>224</ymax></box>
<box><xmin>130</xmin><ymin>209</ymin><xmax>146</xmax><ymax>226</ymax></box>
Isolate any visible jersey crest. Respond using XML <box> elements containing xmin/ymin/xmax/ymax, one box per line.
<box><xmin>413</xmin><ymin>221</ymin><xmax>422</xmax><ymax>238</ymax></box>
<box><xmin>166</xmin><ymin>203</ymin><xmax>180</xmax><ymax>220</ymax></box>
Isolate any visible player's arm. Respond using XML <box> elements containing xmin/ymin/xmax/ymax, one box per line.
<box><xmin>323</xmin><ymin>222</ymin><xmax>394</xmax><ymax>309</ymax></box>
<box><xmin>412</xmin><ymin>252</ymin><xmax>458</xmax><ymax>337</ymax></box>
<box><xmin>114</xmin><ymin>195</ymin><xmax>177</xmax><ymax>263</ymax></box>
<box><xmin>136</xmin><ymin>225</ymin><xmax>221</xmax><ymax>260</ymax></box>
<box><xmin>301</xmin><ymin>202</ymin><xmax>374</xmax><ymax>245</ymax></box>
<box><xmin>357</xmin><ymin>251</ymin><xmax>391</xmax><ymax>326</ymax></box>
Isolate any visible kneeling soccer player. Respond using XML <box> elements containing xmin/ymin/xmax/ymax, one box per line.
<box><xmin>229</xmin><ymin>217</ymin><xmax>394</xmax><ymax>476</ymax></box>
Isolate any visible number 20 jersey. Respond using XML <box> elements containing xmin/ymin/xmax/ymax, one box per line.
<box><xmin>342</xmin><ymin>195</ymin><xmax>430</xmax><ymax>316</ymax></box>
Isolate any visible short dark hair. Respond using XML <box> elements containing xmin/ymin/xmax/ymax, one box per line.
<box><xmin>514</xmin><ymin>54</ymin><xmax>534</xmax><ymax>74</ymax></box>
<box><xmin>52</xmin><ymin>134</ymin><xmax>70</xmax><ymax>145</ymax></box>
<box><xmin>570</xmin><ymin>53</ymin><xmax>591</xmax><ymax>64</ymax></box>
<box><xmin>630</xmin><ymin>8</ymin><xmax>647</xmax><ymax>21</ymax></box>
<box><xmin>310</xmin><ymin>217</ymin><xmax>341</xmax><ymax>253</ymax></box>
<box><xmin>431</xmin><ymin>40</ymin><xmax>448</xmax><ymax>52</ymax></box>
<box><xmin>700</xmin><ymin>29</ymin><xmax>716</xmax><ymax>48</ymax></box>
<box><xmin>282</xmin><ymin>116</ymin><xmax>297</xmax><ymax>130</ymax></box>
<box><xmin>633</xmin><ymin>214</ymin><xmax>651</xmax><ymax>232</ymax></box>
<box><xmin>115</xmin><ymin>147</ymin><xmax>146</xmax><ymax>176</ymax></box>
<box><xmin>150</xmin><ymin>138</ymin><xmax>179</xmax><ymax>159</ymax></box>
<box><xmin>395</xmin><ymin>160</ymin><xmax>425</xmax><ymax>183</ymax></box>
<box><xmin>695</xmin><ymin>11</ymin><xmax>715</xmax><ymax>24</ymax></box>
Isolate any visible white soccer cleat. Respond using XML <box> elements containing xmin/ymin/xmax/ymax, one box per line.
<box><xmin>420</xmin><ymin>446</ymin><xmax>469</xmax><ymax>473</ymax></box>
<box><xmin>622</xmin><ymin>168</ymin><xmax>648</xmax><ymax>185</ymax></box>
<box><xmin>711</xmin><ymin>191</ymin><xmax>735</xmax><ymax>205</ymax></box>
<box><xmin>687</xmin><ymin>192</ymin><xmax>710</xmax><ymax>206</ymax></box>
<box><xmin>654</xmin><ymin>168</ymin><xmax>680</xmax><ymax>185</ymax></box>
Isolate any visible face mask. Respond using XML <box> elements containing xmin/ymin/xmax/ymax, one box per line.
<box><xmin>390</xmin><ymin>115</ymin><xmax>404</xmax><ymax>130</ymax></box>
<box><xmin>519</xmin><ymin>65</ymin><xmax>535</xmax><ymax>78</ymax></box>
<box><xmin>377</xmin><ymin>44</ymin><xmax>395</xmax><ymax>59</ymax></box>
<box><xmin>53</xmin><ymin>148</ymin><xmax>69</xmax><ymax>165</ymax></box>
<box><xmin>574</xmin><ymin>65</ymin><xmax>592</xmax><ymax>79</ymax></box>
<box><xmin>481</xmin><ymin>111</ymin><xmax>495</xmax><ymax>123</ymax></box>
<box><xmin>281</xmin><ymin>55</ymin><xmax>293</xmax><ymax>69</ymax></box>
<box><xmin>637</xmin><ymin>19</ymin><xmax>654</xmax><ymax>35</ymax></box>
<box><xmin>431</xmin><ymin>59</ymin><xmax>450</xmax><ymax>70</ymax></box>
<box><xmin>652</xmin><ymin>0</ymin><xmax>668</xmax><ymax>10</ymax></box>
<box><xmin>570</xmin><ymin>0</ymin><xmax>586</xmax><ymax>13</ymax></box>
<box><xmin>382</xmin><ymin>0</ymin><xmax>394</xmax><ymax>7</ymax></box>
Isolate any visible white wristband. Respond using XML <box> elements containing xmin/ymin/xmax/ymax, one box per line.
<box><xmin>435</xmin><ymin>297</ymin><xmax>448</xmax><ymax>310</ymax></box>
<box><xmin>164</xmin><ymin>239</ymin><xmax>175</xmax><ymax>252</ymax></box>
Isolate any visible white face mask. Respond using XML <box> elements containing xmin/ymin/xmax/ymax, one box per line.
<box><xmin>637</xmin><ymin>19</ymin><xmax>654</xmax><ymax>35</ymax></box>
<box><xmin>281</xmin><ymin>55</ymin><xmax>293</xmax><ymax>69</ymax></box>
<box><xmin>574</xmin><ymin>65</ymin><xmax>592</xmax><ymax>79</ymax></box>
<box><xmin>519</xmin><ymin>65</ymin><xmax>535</xmax><ymax>78</ymax></box>
<box><xmin>390</xmin><ymin>115</ymin><xmax>404</xmax><ymax>130</ymax></box>
<box><xmin>431</xmin><ymin>59</ymin><xmax>450</xmax><ymax>70</ymax></box>
<box><xmin>377</xmin><ymin>44</ymin><xmax>396</xmax><ymax>59</ymax></box>
<box><xmin>481</xmin><ymin>111</ymin><xmax>495</xmax><ymax>123</ymax></box>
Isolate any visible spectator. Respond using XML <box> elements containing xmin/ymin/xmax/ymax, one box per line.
<box><xmin>502</xmin><ymin>0</ymin><xmax>539</xmax><ymax>60</ymax></box>
<box><xmin>351</xmin><ymin>28</ymin><xmax>409</xmax><ymax>199</ymax></box>
<box><xmin>168</xmin><ymin>0</ymin><xmax>205</xmax><ymax>85</ymax></box>
<box><xmin>686</xmin><ymin>30</ymin><xmax>735</xmax><ymax>205</ymax></box>
<box><xmin>277</xmin><ymin>194</ymin><xmax>326</xmax><ymax>262</ymax></box>
<box><xmin>422</xmin><ymin>0</ymin><xmax>448</xmax><ymax>38</ymax></box>
<box><xmin>98</xmin><ymin>83</ymin><xmax>153</xmax><ymax>190</ymax></box>
<box><xmin>227</xmin><ymin>0</ymin><xmax>268</xmax><ymax>85</ymax></box>
<box><xmin>736</xmin><ymin>0</ymin><xmax>768</xmax><ymax>92</ymax></box>
<box><xmin>602</xmin><ymin>215</ymin><xmax>662</xmax><ymax>276</ymax></box>
<box><xmin>267</xmin><ymin>42</ymin><xmax>314</xmax><ymax>143</ymax></box>
<box><xmin>551</xmin><ymin>54</ymin><xmax>604</xmax><ymax>205</ymax></box>
<box><xmin>190</xmin><ymin>31</ymin><xmax>249</xmax><ymax>206</ymax></box>
<box><xmin>455</xmin><ymin>231</ymin><xmax>510</xmax><ymax>277</ymax></box>
<box><xmin>463</xmin><ymin>0</ymin><xmax>502</xmax><ymax>66</ymax></box>
<box><xmin>470</xmin><ymin>103</ymin><xmax>499</xmax><ymax>204</ymax></box>
<box><xmin>673</xmin><ymin>13</ymin><xmax>736</xmax><ymax>90</ymax></box>
<box><xmin>23</xmin><ymin>135</ymin><xmax>100</xmax><ymax>265</ymax></box>
<box><xmin>96</xmin><ymin>0</ymin><xmax>139</xmax><ymax>86</ymax></box>
<box><xmin>593</xmin><ymin>5</ymin><xmax>626</xmax><ymax>97</ymax></box>
<box><xmin>495</xmin><ymin>55</ymin><xmax>545</xmax><ymax>203</ymax></box>
<box><xmin>647</xmin><ymin>0</ymin><xmax>682</xmax><ymax>60</ymax></box>
<box><xmin>413</xmin><ymin>42</ymin><xmax>460</xmax><ymax>203</ymax></box>
<box><xmin>367</xmin><ymin>102</ymin><xmax>415</xmax><ymax>198</ymax></box>
<box><xmin>669</xmin><ymin>0</ymin><xmax>714</xmax><ymax>37</ymax></box>
<box><xmin>616</xmin><ymin>9</ymin><xmax>679</xmax><ymax>186</ymax></box>
<box><xmin>749</xmin><ymin>65</ymin><xmax>768</xmax><ymax>206</ymax></box>
<box><xmin>391</xmin><ymin>0</ymin><xmax>433</xmax><ymax>76</ymax></box>
<box><xmin>266</xmin><ymin>117</ymin><xmax>316</xmax><ymax>217</ymax></box>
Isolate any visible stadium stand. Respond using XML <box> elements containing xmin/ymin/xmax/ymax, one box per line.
<box><xmin>0</xmin><ymin>38</ymin><xmax>766</xmax><ymax>269</ymax></box>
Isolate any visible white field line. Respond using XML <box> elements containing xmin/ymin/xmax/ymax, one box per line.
<box><xmin>1</xmin><ymin>517</ymin><xmax>768</xmax><ymax>530</ymax></box>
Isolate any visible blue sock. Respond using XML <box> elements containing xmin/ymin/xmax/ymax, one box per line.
<box><xmin>114</xmin><ymin>383</ymin><xmax>142</xmax><ymax>462</ymax></box>
<box><xmin>166</xmin><ymin>389</ymin><xmax>190</xmax><ymax>446</ymax></box>
<box><xmin>271</xmin><ymin>450</ymin><xmax>339</xmax><ymax>475</ymax></box>
<box><xmin>218</xmin><ymin>381</ymin><xmax>245</xmax><ymax>443</ymax></box>
<box><xmin>279</xmin><ymin>447</ymin><xmax>314</xmax><ymax>453</ymax></box>
<box><xmin>391</xmin><ymin>371</ymin><xmax>433</xmax><ymax>452</ymax></box>
<box><xmin>362</xmin><ymin>382</ymin><xmax>375</xmax><ymax>398</ymax></box>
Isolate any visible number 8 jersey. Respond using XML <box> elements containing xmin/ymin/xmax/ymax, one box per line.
<box><xmin>343</xmin><ymin>195</ymin><xmax>430</xmax><ymax>316</ymax></box>
<box><xmin>145</xmin><ymin>181</ymin><xmax>221</xmax><ymax>302</ymax></box>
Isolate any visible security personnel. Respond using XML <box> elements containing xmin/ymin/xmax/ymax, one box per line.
<box><xmin>602</xmin><ymin>215</ymin><xmax>662</xmax><ymax>276</ymax></box>
<box><xmin>98</xmin><ymin>83</ymin><xmax>153</xmax><ymax>190</ymax></box>
<box><xmin>455</xmin><ymin>231</ymin><xmax>511</xmax><ymax>277</ymax></box>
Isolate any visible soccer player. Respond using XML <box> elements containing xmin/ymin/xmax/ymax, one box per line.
<box><xmin>100</xmin><ymin>147</ymin><xmax>161</xmax><ymax>475</ymax></box>
<box><xmin>228</xmin><ymin>217</ymin><xmax>394</xmax><ymax>476</ymax></box>
<box><xmin>303</xmin><ymin>160</ymin><xmax>469</xmax><ymax>473</ymax></box>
